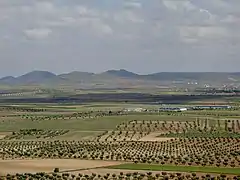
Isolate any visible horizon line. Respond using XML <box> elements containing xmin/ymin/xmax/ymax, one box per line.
<box><xmin>1</xmin><ymin>69</ymin><xmax>240</xmax><ymax>79</ymax></box>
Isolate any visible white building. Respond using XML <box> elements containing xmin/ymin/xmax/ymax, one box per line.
<box><xmin>124</xmin><ymin>108</ymin><xmax>146</xmax><ymax>112</ymax></box>
<box><xmin>159</xmin><ymin>107</ymin><xmax>187</xmax><ymax>112</ymax></box>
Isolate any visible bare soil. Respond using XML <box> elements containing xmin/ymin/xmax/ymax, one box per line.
<box><xmin>0</xmin><ymin>159</ymin><xmax>123</xmax><ymax>175</ymax></box>
<box><xmin>0</xmin><ymin>159</ymin><xmax>235</xmax><ymax>178</ymax></box>
<box><xmin>0</xmin><ymin>132</ymin><xmax>11</xmax><ymax>139</ymax></box>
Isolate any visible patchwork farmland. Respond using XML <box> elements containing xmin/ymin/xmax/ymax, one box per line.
<box><xmin>0</xmin><ymin>99</ymin><xmax>240</xmax><ymax>180</ymax></box>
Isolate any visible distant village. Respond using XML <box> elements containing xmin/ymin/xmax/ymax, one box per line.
<box><xmin>124</xmin><ymin>105</ymin><xmax>232</xmax><ymax>113</ymax></box>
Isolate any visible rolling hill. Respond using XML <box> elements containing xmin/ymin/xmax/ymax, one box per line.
<box><xmin>142</xmin><ymin>72</ymin><xmax>240</xmax><ymax>81</ymax></box>
<box><xmin>16</xmin><ymin>71</ymin><xmax>58</xmax><ymax>84</ymax></box>
<box><xmin>0</xmin><ymin>70</ymin><xmax>240</xmax><ymax>88</ymax></box>
<box><xmin>102</xmin><ymin>69</ymin><xmax>139</xmax><ymax>78</ymax></box>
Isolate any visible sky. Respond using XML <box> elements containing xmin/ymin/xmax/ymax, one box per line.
<box><xmin>0</xmin><ymin>0</ymin><xmax>240</xmax><ymax>77</ymax></box>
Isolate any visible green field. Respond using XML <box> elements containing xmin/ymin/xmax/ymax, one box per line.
<box><xmin>108</xmin><ymin>164</ymin><xmax>240</xmax><ymax>175</ymax></box>
<box><xmin>0</xmin><ymin>113</ymin><xmax>197</xmax><ymax>132</ymax></box>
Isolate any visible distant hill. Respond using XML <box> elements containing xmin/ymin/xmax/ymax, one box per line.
<box><xmin>0</xmin><ymin>70</ymin><xmax>240</xmax><ymax>87</ymax></box>
<box><xmin>102</xmin><ymin>69</ymin><xmax>139</xmax><ymax>78</ymax></box>
<box><xmin>142</xmin><ymin>72</ymin><xmax>239</xmax><ymax>81</ymax></box>
<box><xmin>59</xmin><ymin>71</ymin><xmax>94</xmax><ymax>82</ymax></box>
<box><xmin>0</xmin><ymin>76</ymin><xmax>16</xmax><ymax>84</ymax></box>
<box><xmin>0</xmin><ymin>71</ymin><xmax>58</xmax><ymax>85</ymax></box>
<box><xmin>17</xmin><ymin>71</ymin><xmax>57</xmax><ymax>83</ymax></box>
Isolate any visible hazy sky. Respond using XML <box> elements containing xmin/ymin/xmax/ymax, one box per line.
<box><xmin>0</xmin><ymin>0</ymin><xmax>240</xmax><ymax>77</ymax></box>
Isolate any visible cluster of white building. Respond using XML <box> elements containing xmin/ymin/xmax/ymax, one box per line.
<box><xmin>159</xmin><ymin>105</ymin><xmax>232</xmax><ymax>112</ymax></box>
<box><xmin>122</xmin><ymin>105</ymin><xmax>232</xmax><ymax>113</ymax></box>
<box><xmin>192</xmin><ymin>105</ymin><xmax>232</xmax><ymax>110</ymax></box>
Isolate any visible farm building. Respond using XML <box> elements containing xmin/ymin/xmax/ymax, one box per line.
<box><xmin>159</xmin><ymin>107</ymin><xmax>188</xmax><ymax>112</ymax></box>
<box><xmin>123</xmin><ymin>108</ymin><xmax>147</xmax><ymax>112</ymax></box>
<box><xmin>192</xmin><ymin>105</ymin><xmax>232</xmax><ymax>110</ymax></box>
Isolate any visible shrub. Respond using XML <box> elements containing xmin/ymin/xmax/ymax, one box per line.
<box><xmin>53</xmin><ymin>168</ymin><xmax>59</xmax><ymax>173</ymax></box>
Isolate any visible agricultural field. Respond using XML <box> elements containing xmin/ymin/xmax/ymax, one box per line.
<box><xmin>0</xmin><ymin>101</ymin><xmax>240</xmax><ymax>179</ymax></box>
